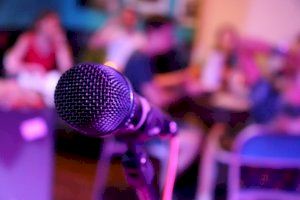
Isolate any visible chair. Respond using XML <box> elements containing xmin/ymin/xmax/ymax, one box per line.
<box><xmin>227</xmin><ymin>125</ymin><xmax>300</xmax><ymax>200</ymax></box>
<box><xmin>196</xmin><ymin>124</ymin><xmax>300</xmax><ymax>200</ymax></box>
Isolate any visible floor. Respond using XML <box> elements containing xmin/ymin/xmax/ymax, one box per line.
<box><xmin>54</xmin><ymin>153</ymin><xmax>98</xmax><ymax>200</ymax></box>
<box><xmin>54</xmin><ymin>131</ymin><xmax>139</xmax><ymax>200</ymax></box>
<box><xmin>53</xmin><ymin>152</ymin><xmax>205</xmax><ymax>200</ymax></box>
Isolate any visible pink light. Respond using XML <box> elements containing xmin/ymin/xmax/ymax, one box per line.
<box><xmin>19</xmin><ymin>117</ymin><xmax>48</xmax><ymax>141</ymax></box>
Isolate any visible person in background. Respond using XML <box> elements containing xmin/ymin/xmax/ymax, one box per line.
<box><xmin>124</xmin><ymin>15</ymin><xmax>190</xmax><ymax>107</ymax></box>
<box><xmin>249</xmin><ymin>34</ymin><xmax>300</xmax><ymax>124</ymax></box>
<box><xmin>188</xmin><ymin>26</ymin><xmax>277</xmax><ymax>97</ymax></box>
<box><xmin>4</xmin><ymin>11</ymin><xmax>73</xmax><ymax>75</ymax></box>
<box><xmin>123</xmin><ymin>15</ymin><xmax>202</xmax><ymax>191</ymax></box>
<box><xmin>88</xmin><ymin>7</ymin><xmax>146</xmax><ymax>72</ymax></box>
<box><xmin>201</xmin><ymin>27</ymin><xmax>241</xmax><ymax>92</ymax></box>
<box><xmin>145</xmin><ymin>16</ymin><xmax>188</xmax><ymax>74</ymax></box>
<box><xmin>2</xmin><ymin>11</ymin><xmax>73</xmax><ymax>108</ymax></box>
<box><xmin>284</xmin><ymin>34</ymin><xmax>300</xmax><ymax>75</ymax></box>
<box><xmin>0</xmin><ymin>32</ymin><xmax>9</xmax><ymax>77</ymax></box>
<box><xmin>145</xmin><ymin>16</ymin><xmax>190</xmax><ymax>107</ymax></box>
<box><xmin>271</xmin><ymin>34</ymin><xmax>300</xmax><ymax>132</ymax></box>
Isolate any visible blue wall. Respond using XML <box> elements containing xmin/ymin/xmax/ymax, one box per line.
<box><xmin>0</xmin><ymin>0</ymin><xmax>192</xmax><ymax>41</ymax></box>
<box><xmin>0</xmin><ymin>0</ymin><xmax>107</xmax><ymax>31</ymax></box>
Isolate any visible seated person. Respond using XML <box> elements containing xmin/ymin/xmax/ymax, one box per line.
<box><xmin>0</xmin><ymin>32</ymin><xmax>9</xmax><ymax>77</ymax></box>
<box><xmin>190</xmin><ymin>26</ymin><xmax>273</xmax><ymax>96</ymax></box>
<box><xmin>272</xmin><ymin>40</ymin><xmax>300</xmax><ymax>133</ymax></box>
<box><xmin>281</xmin><ymin>34</ymin><xmax>300</xmax><ymax>79</ymax></box>
<box><xmin>123</xmin><ymin>17</ymin><xmax>202</xmax><ymax>187</ymax></box>
<box><xmin>144</xmin><ymin>16</ymin><xmax>190</xmax><ymax>107</ymax></box>
<box><xmin>2</xmin><ymin>11</ymin><xmax>73</xmax><ymax>109</ymax></box>
<box><xmin>4</xmin><ymin>11</ymin><xmax>72</xmax><ymax>75</ymax></box>
<box><xmin>251</xmin><ymin>34</ymin><xmax>300</xmax><ymax>125</ymax></box>
<box><xmin>88</xmin><ymin>8</ymin><xmax>146</xmax><ymax>72</ymax></box>
<box><xmin>168</xmin><ymin>26</ymin><xmax>254</xmax><ymax>123</ymax></box>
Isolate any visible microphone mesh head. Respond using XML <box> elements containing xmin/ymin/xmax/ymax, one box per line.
<box><xmin>54</xmin><ymin>63</ymin><xmax>133</xmax><ymax>137</ymax></box>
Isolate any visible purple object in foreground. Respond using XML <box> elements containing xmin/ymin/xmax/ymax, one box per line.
<box><xmin>0</xmin><ymin>109</ymin><xmax>55</xmax><ymax>200</ymax></box>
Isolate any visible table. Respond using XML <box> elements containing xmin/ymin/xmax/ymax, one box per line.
<box><xmin>168</xmin><ymin>92</ymin><xmax>251</xmax><ymax>200</ymax></box>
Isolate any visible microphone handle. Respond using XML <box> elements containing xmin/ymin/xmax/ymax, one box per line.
<box><xmin>141</xmin><ymin>106</ymin><xmax>178</xmax><ymax>138</ymax></box>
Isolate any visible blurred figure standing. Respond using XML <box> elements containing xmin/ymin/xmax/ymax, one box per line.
<box><xmin>88</xmin><ymin>8</ymin><xmax>146</xmax><ymax>72</ymax></box>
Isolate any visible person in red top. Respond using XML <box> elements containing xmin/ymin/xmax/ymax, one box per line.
<box><xmin>4</xmin><ymin>11</ymin><xmax>73</xmax><ymax>75</ymax></box>
<box><xmin>1</xmin><ymin>11</ymin><xmax>73</xmax><ymax>109</ymax></box>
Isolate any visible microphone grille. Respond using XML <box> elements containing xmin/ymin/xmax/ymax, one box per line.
<box><xmin>54</xmin><ymin>63</ymin><xmax>133</xmax><ymax>137</ymax></box>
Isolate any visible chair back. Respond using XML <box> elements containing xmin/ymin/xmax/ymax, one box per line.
<box><xmin>228</xmin><ymin>125</ymin><xmax>300</xmax><ymax>200</ymax></box>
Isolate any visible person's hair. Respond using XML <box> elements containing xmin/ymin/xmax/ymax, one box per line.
<box><xmin>296</xmin><ymin>33</ymin><xmax>300</xmax><ymax>44</ymax></box>
<box><xmin>122</xmin><ymin>7</ymin><xmax>137</xmax><ymax>16</ymax></box>
<box><xmin>144</xmin><ymin>15</ymin><xmax>175</xmax><ymax>32</ymax></box>
<box><xmin>214</xmin><ymin>25</ymin><xmax>238</xmax><ymax>50</ymax></box>
<box><xmin>30</xmin><ymin>10</ymin><xmax>59</xmax><ymax>31</ymax></box>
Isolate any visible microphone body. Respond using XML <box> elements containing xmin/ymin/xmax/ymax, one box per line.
<box><xmin>54</xmin><ymin>63</ymin><xmax>177</xmax><ymax>138</ymax></box>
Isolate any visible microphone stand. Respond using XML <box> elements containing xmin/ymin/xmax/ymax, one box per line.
<box><xmin>93</xmin><ymin>110</ymin><xmax>178</xmax><ymax>200</ymax></box>
<box><xmin>121</xmin><ymin>141</ymin><xmax>159</xmax><ymax>200</ymax></box>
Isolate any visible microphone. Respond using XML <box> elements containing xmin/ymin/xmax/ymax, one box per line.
<box><xmin>54</xmin><ymin>63</ymin><xmax>177</xmax><ymax>138</ymax></box>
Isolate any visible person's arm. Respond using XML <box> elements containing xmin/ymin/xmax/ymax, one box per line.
<box><xmin>142</xmin><ymin>81</ymin><xmax>180</xmax><ymax>108</ymax></box>
<box><xmin>3</xmin><ymin>33</ymin><xmax>34</xmax><ymax>76</ymax></box>
<box><xmin>153</xmin><ymin>69</ymin><xmax>188</xmax><ymax>88</ymax></box>
<box><xmin>241</xmin><ymin>39</ymin><xmax>273</xmax><ymax>54</ymax></box>
<box><xmin>200</xmin><ymin>51</ymin><xmax>225</xmax><ymax>92</ymax></box>
<box><xmin>88</xmin><ymin>20</ymin><xmax>116</xmax><ymax>50</ymax></box>
<box><xmin>88</xmin><ymin>29</ymin><xmax>106</xmax><ymax>49</ymax></box>
<box><xmin>54</xmin><ymin>32</ymin><xmax>73</xmax><ymax>72</ymax></box>
<box><xmin>235</xmin><ymin>39</ymin><xmax>273</xmax><ymax>87</ymax></box>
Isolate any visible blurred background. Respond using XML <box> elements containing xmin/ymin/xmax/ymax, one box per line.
<box><xmin>0</xmin><ymin>0</ymin><xmax>300</xmax><ymax>200</ymax></box>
